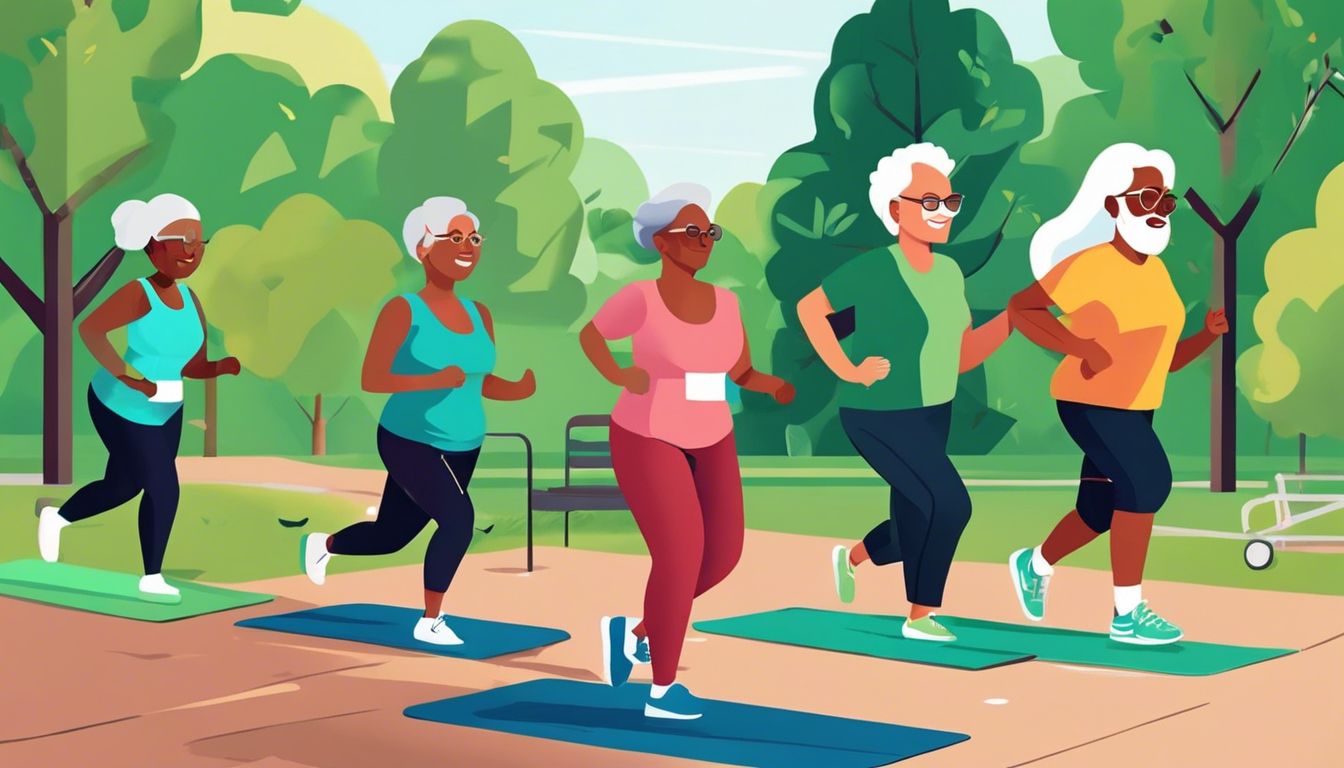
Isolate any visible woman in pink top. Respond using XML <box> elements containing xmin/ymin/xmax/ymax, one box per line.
<box><xmin>580</xmin><ymin>183</ymin><xmax>794</xmax><ymax>720</ymax></box>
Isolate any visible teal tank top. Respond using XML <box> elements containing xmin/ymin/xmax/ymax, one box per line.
<box><xmin>379</xmin><ymin>294</ymin><xmax>496</xmax><ymax>452</ymax></box>
<box><xmin>91</xmin><ymin>279</ymin><xmax>204</xmax><ymax>426</ymax></box>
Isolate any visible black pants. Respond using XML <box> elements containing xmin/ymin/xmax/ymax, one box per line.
<box><xmin>329</xmin><ymin>427</ymin><xmax>480</xmax><ymax>593</ymax></box>
<box><xmin>1058</xmin><ymin>401</ymin><xmax>1172</xmax><ymax>532</ymax></box>
<box><xmin>840</xmin><ymin>404</ymin><xmax>972</xmax><ymax>608</ymax></box>
<box><xmin>60</xmin><ymin>386</ymin><xmax>183</xmax><ymax>575</ymax></box>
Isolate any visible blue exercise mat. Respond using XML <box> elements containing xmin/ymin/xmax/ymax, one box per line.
<box><xmin>235</xmin><ymin>603</ymin><xmax>570</xmax><ymax>660</ymax></box>
<box><xmin>403</xmin><ymin>679</ymin><xmax>968</xmax><ymax>767</ymax></box>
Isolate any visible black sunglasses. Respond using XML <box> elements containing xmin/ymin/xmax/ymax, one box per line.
<box><xmin>897</xmin><ymin>193</ymin><xmax>964</xmax><ymax>212</ymax></box>
<box><xmin>665</xmin><ymin>224</ymin><xmax>723</xmax><ymax>241</ymax></box>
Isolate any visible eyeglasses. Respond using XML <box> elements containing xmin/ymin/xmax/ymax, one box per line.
<box><xmin>664</xmin><ymin>224</ymin><xmax>723</xmax><ymax>241</ymax></box>
<box><xmin>153</xmin><ymin>234</ymin><xmax>209</xmax><ymax>247</ymax></box>
<box><xmin>898</xmin><ymin>193</ymin><xmax>964</xmax><ymax>213</ymax></box>
<box><xmin>433</xmin><ymin>232</ymin><xmax>485</xmax><ymax>246</ymax></box>
<box><xmin>1116</xmin><ymin>187</ymin><xmax>1177</xmax><ymax>216</ymax></box>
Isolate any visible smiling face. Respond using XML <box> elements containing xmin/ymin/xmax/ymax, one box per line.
<box><xmin>887</xmin><ymin>162</ymin><xmax>956</xmax><ymax>245</ymax></box>
<box><xmin>418</xmin><ymin>213</ymin><xmax>482</xmax><ymax>284</ymax></box>
<box><xmin>145</xmin><ymin>218</ymin><xmax>206</xmax><ymax>280</ymax></box>
<box><xmin>1105</xmin><ymin>166</ymin><xmax>1174</xmax><ymax>256</ymax></box>
<box><xmin>651</xmin><ymin>204</ymin><xmax>714</xmax><ymax>273</ymax></box>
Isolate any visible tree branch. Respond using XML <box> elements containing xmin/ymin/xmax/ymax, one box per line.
<box><xmin>73</xmin><ymin>246</ymin><xmax>127</xmax><ymax>316</ymax></box>
<box><xmin>0</xmin><ymin>252</ymin><xmax>44</xmax><ymax>328</ymax></box>
<box><xmin>962</xmin><ymin>198</ymin><xmax>1018</xmax><ymax>278</ymax></box>
<box><xmin>908</xmin><ymin>0</ymin><xmax>923</xmax><ymax>141</ymax></box>
<box><xmin>1183</xmin><ymin>187</ymin><xmax>1226</xmax><ymax>233</ymax></box>
<box><xmin>1272</xmin><ymin>67</ymin><xmax>1338</xmax><ymax>174</ymax></box>
<box><xmin>1223</xmin><ymin>69</ymin><xmax>1262</xmax><ymax>130</ymax></box>
<box><xmin>58</xmin><ymin>144</ymin><xmax>146</xmax><ymax>217</ymax></box>
<box><xmin>0</xmin><ymin>123</ymin><xmax>52</xmax><ymax>216</ymax></box>
<box><xmin>1228</xmin><ymin>184</ymin><xmax>1264</xmax><ymax>236</ymax></box>
<box><xmin>295</xmin><ymin>397</ymin><xmax>315</xmax><ymax>424</ymax></box>
<box><xmin>1184</xmin><ymin>72</ymin><xmax>1227</xmax><ymax>131</ymax></box>
<box><xmin>328</xmin><ymin>397</ymin><xmax>351</xmax><ymax>423</ymax></box>
<box><xmin>865</xmin><ymin>64</ymin><xmax>915</xmax><ymax>137</ymax></box>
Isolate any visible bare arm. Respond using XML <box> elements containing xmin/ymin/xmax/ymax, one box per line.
<box><xmin>579</xmin><ymin>321</ymin><xmax>648</xmax><ymax>393</ymax></box>
<box><xmin>797</xmin><ymin>287</ymin><xmax>888</xmax><ymax>386</ymax></box>
<box><xmin>361</xmin><ymin>298</ymin><xmax>466</xmax><ymax>393</ymax></box>
<box><xmin>80</xmin><ymin>282</ymin><xmax>154</xmax><ymax>395</ymax></box>
<box><xmin>1008</xmin><ymin>282</ymin><xmax>1111</xmax><ymax>378</ymax></box>
<box><xmin>959</xmin><ymin>310</ymin><xmax>1011</xmax><ymax>373</ymax></box>
<box><xmin>729</xmin><ymin>322</ymin><xmax>793</xmax><ymax>402</ymax></box>
<box><xmin>181</xmin><ymin>290</ymin><xmax>240</xmax><ymax>379</ymax></box>
<box><xmin>476</xmin><ymin>302</ymin><xmax>536</xmax><ymax>400</ymax></box>
<box><xmin>1171</xmin><ymin>309</ymin><xmax>1226</xmax><ymax>372</ymax></box>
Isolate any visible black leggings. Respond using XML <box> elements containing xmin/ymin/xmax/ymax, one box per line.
<box><xmin>1058</xmin><ymin>401</ymin><xmax>1172</xmax><ymax>532</ymax></box>
<box><xmin>329</xmin><ymin>427</ymin><xmax>480</xmax><ymax>593</ymax></box>
<box><xmin>60</xmin><ymin>386</ymin><xmax>183</xmax><ymax>575</ymax></box>
<box><xmin>840</xmin><ymin>404</ymin><xmax>972</xmax><ymax>608</ymax></box>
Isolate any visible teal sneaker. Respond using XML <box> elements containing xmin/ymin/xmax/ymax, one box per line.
<box><xmin>645</xmin><ymin>683</ymin><xmax>703</xmax><ymax>720</ymax></box>
<box><xmin>832</xmin><ymin>545</ymin><xmax>856</xmax><ymax>604</ymax></box>
<box><xmin>1009</xmin><ymin>548</ymin><xmax>1050</xmax><ymax>622</ymax></box>
<box><xmin>901</xmin><ymin>615</ymin><xmax>956</xmax><ymax>642</ymax></box>
<box><xmin>1110</xmin><ymin>601</ymin><xmax>1183</xmax><ymax>646</ymax></box>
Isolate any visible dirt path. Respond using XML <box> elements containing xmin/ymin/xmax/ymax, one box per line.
<box><xmin>2</xmin><ymin>530</ymin><xmax>1340</xmax><ymax>767</ymax></box>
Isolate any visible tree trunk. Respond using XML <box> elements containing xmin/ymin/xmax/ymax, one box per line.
<box><xmin>203</xmin><ymin>377</ymin><xmax>218</xmax><ymax>457</ymax></box>
<box><xmin>42</xmin><ymin>212</ymin><xmax>74</xmax><ymax>485</ymax></box>
<box><xmin>1209</xmin><ymin>228</ymin><xmax>1237</xmax><ymax>493</ymax></box>
<box><xmin>1298</xmin><ymin>433</ymin><xmax>1307</xmax><ymax>475</ymax></box>
<box><xmin>311</xmin><ymin>393</ymin><xmax>326</xmax><ymax>456</ymax></box>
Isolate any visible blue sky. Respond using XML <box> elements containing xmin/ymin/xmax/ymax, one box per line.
<box><xmin>307</xmin><ymin>0</ymin><xmax>1059</xmax><ymax>203</ymax></box>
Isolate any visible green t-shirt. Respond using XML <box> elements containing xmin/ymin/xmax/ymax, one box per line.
<box><xmin>821</xmin><ymin>245</ymin><xmax>970</xmax><ymax>411</ymax></box>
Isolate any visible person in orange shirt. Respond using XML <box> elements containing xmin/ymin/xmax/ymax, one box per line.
<box><xmin>1006</xmin><ymin>143</ymin><xmax>1227</xmax><ymax>645</ymax></box>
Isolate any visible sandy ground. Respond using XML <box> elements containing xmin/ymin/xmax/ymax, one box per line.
<box><xmin>1</xmin><ymin>527</ymin><xmax>1341</xmax><ymax>768</ymax></box>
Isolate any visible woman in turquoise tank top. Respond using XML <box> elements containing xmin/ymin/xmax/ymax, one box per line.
<box><xmin>37</xmin><ymin>194</ymin><xmax>240</xmax><ymax>601</ymax></box>
<box><xmin>301</xmin><ymin>196</ymin><xmax>537</xmax><ymax>647</ymax></box>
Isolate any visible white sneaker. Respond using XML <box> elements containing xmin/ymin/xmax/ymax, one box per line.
<box><xmin>38</xmin><ymin>505</ymin><xmax>71</xmax><ymax>563</ymax></box>
<box><xmin>303</xmin><ymin>532</ymin><xmax>331</xmax><ymax>586</ymax></box>
<box><xmin>139</xmin><ymin>573</ymin><xmax>180</xmax><ymax>598</ymax></box>
<box><xmin>414</xmin><ymin>615</ymin><xmax>464</xmax><ymax>646</ymax></box>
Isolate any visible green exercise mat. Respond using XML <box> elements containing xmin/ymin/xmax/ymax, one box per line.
<box><xmin>694</xmin><ymin>607</ymin><xmax>1297</xmax><ymax>676</ymax></box>
<box><xmin>695</xmin><ymin>607</ymin><xmax>1033</xmax><ymax>670</ymax></box>
<box><xmin>0</xmin><ymin>559</ymin><xmax>272</xmax><ymax>622</ymax></box>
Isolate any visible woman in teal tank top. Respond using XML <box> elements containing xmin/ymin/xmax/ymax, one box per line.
<box><xmin>301</xmin><ymin>197</ymin><xmax>537</xmax><ymax>647</ymax></box>
<box><xmin>37</xmin><ymin>195</ymin><xmax>240</xmax><ymax>601</ymax></box>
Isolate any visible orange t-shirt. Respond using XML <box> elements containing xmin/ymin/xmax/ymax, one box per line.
<box><xmin>1039</xmin><ymin>243</ymin><xmax>1186</xmax><ymax>411</ymax></box>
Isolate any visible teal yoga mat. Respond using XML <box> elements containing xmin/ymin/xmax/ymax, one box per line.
<box><xmin>0</xmin><ymin>559</ymin><xmax>272</xmax><ymax>621</ymax></box>
<box><xmin>404</xmin><ymin>679</ymin><xmax>968</xmax><ymax>767</ymax></box>
<box><xmin>694</xmin><ymin>607</ymin><xmax>1297</xmax><ymax>676</ymax></box>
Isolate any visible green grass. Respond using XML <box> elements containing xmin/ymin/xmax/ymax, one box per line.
<box><xmin>4</xmin><ymin>478</ymin><xmax>1343</xmax><ymax>595</ymax></box>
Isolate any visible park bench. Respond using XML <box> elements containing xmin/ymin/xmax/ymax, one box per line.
<box><xmin>488</xmin><ymin>415</ymin><xmax>627</xmax><ymax>572</ymax></box>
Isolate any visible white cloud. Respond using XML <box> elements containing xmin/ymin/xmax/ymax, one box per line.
<box><xmin>518</xmin><ymin>29</ymin><xmax>827</xmax><ymax>61</ymax></box>
<box><xmin>556</xmin><ymin>65</ymin><xmax>807</xmax><ymax>96</ymax></box>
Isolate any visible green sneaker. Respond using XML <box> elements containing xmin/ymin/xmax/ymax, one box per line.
<box><xmin>1009</xmin><ymin>548</ymin><xmax>1049</xmax><ymax>622</ymax></box>
<box><xmin>1110</xmin><ymin>601</ymin><xmax>1183</xmax><ymax>645</ymax></box>
<box><xmin>832</xmin><ymin>545</ymin><xmax>856</xmax><ymax>604</ymax></box>
<box><xmin>902</xmin><ymin>616</ymin><xmax>956</xmax><ymax>642</ymax></box>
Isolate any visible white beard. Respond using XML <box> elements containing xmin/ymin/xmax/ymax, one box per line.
<box><xmin>1115</xmin><ymin>208</ymin><xmax>1171</xmax><ymax>255</ymax></box>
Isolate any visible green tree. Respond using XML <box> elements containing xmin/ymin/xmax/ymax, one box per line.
<box><xmin>1040</xmin><ymin>0</ymin><xmax>1344</xmax><ymax>489</ymax></box>
<box><xmin>377</xmin><ymin>21</ymin><xmax>586</xmax><ymax>325</ymax></box>
<box><xmin>570</xmin><ymin>137</ymin><xmax>651</xmax><ymax>314</ymax></box>
<box><xmin>1238</xmin><ymin>162</ymin><xmax>1344</xmax><ymax>470</ymax></box>
<box><xmin>0</xmin><ymin>0</ymin><xmax>203</xmax><ymax>482</ymax></box>
<box><xmin>741</xmin><ymin>0</ymin><xmax>1043</xmax><ymax>454</ymax></box>
<box><xmin>191</xmin><ymin>194</ymin><xmax>399</xmax><ymax>455</ymax></box>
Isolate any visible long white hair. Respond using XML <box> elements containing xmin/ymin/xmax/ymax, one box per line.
<box><xmin>1029</xmin><ymin>143</ymin><xmax>1175</xmax><ymax>278</ymax></box>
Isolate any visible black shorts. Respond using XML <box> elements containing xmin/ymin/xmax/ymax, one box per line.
<box><xmin>1057</xmin><ymin>401</ymin><xmax>1172</xmax><ymax>532</ymax></box>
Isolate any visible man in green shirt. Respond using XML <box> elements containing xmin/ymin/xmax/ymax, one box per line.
<box><xmin>798</xmin><ymin>142</ymin><xmax>1011</xmax><ymax>642</ymax></box>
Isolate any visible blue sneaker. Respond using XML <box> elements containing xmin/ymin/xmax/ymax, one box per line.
<box><xmin>645</xmin><ymin>683</ymin><xmax>703</xmax><ymax>720</ymax></box>
<box><xmin>633</xmin><ymin>635</ymin><xmax>651</xmax><ymax>665</ymax></box>
<box><xmin>601</xmin><ymin>616</ymin><xmax>634</xmax><ymax>686</ymax></box>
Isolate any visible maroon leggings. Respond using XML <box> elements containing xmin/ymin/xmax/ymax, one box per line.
<box><xmin>610</xmin><ymin>423</ymin><xmax>744</xmax><ymax>685</ymax></box>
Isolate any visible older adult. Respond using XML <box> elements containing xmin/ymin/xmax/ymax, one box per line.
<box><xmin>581</xmin><ymin>183</ymin><xmax>794</xmax><ymax>720</ymax></box>
<box><xmin>36</xmin><ymin>194</ymin><xmax>240</xmax><ymax>600</ymax></box>
<box><xmin>797</xmin><ymin>143</ymin><xmax>1011</xmax><ymax>642</ymax></box>
<box><xmin>301</xmin><ymin>196</ymin><xmax>536</xmax><ymax>646</ymax></box>
<box><xmin>1007</xmin><ymin>143</ymin><xmax>1227</xmax><ymax>645</ymax></box>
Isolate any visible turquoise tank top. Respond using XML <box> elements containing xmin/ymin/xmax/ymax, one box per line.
<box><xmin>379</xmin><ymin>294</ymin><xmax>496</xmax><ymax>452</ymax></box>
<box><xmin>91</xmin><ymin>279</ymin><xmax>204</xmax><ymax>426</ymax></box>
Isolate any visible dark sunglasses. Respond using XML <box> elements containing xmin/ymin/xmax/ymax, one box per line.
<box><xmin>898</xmin><ymin>193</ymin><xmax>964</xmax><ymax>213</ymax></box>
<box><xmin>665</xmin><ymin>224</ymin><xmax>723</xmax><ymax>241</ymax></box>
<box><xmin>1117</xmin><ymin>187</ymin><xmax>1177</xmax><ymax>216</ymax></box>
<box><xmin>153</xmin><ymin>234</ymin><xmax>210</xmax><ymax>247</ymax></box>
